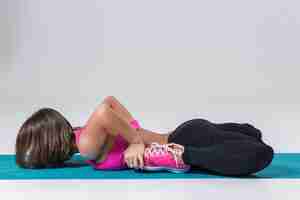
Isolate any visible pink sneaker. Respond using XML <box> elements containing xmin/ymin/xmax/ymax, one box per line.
<box><xmin>142</xmin><ymin>142</ymin><xmax>191</xmax><ymax>173</ymax></box>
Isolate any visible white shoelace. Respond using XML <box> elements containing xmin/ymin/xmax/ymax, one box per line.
<box><xmin>146</xmin><ymin>142</ymin><xmax>184</xmax><ymax>167</ymax></box>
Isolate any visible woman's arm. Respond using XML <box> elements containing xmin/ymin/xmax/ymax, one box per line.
<box><xmin>78</xmin><ymin>103</ymin><xmax>143</xmax><ymax>160</ymax></box>
<box><xmin>102</xmin><ymin>96</ymin><xmax>170</xmax><ymax>145</ymax></box>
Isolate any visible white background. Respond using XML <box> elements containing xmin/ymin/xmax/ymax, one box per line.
<box><xmin>1</xmin><ymin>0</ymin><xmax>300</xmax><ymax>154</ymax></box>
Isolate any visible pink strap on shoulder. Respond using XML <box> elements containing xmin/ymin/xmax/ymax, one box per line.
<box><xmin>129</xmin><ymin>119</ymin><xmax>141</xmax><ymax>129</ymax></box>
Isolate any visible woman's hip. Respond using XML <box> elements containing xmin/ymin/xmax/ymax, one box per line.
<box><xmin>167</xmin><ymin>118</ymin><xmax>217</xmax><ymax>147</ymax></box>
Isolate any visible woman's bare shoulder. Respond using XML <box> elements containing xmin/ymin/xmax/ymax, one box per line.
<box><xmin>77</xmin><ymin>126</ymin><xmax>114</xmax><ymax>160</ymax></box>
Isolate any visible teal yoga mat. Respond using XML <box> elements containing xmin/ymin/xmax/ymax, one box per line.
<box><xmin>0</xmin><ymin>153</ymin><xmax>299</xmax><ymax>179</ymax></box>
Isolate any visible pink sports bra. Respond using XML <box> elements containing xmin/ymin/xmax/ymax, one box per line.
<box><xmin>73</xmin><ymin>126</ymin><xmax>129</xmax><ymax>170</ymax></box>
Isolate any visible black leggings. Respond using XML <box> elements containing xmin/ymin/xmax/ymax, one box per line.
<box><xmin>167</xmin><ymin>118</ymin><xmax>274</xmax><ymax>176</ymax></box>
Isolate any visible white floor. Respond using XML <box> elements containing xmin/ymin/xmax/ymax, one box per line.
<box><xmin>1</xmin><ymin>179</ymin><xmax>299</xmax><ymax>200</ymax></box>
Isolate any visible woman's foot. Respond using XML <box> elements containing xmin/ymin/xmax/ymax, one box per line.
<box><xmin>140</xmin><ymin>142</ymin><xmax>191</xmax><ymax>173</ymax></box>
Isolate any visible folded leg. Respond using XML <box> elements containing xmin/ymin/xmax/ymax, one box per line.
<box><xmin>167</xmin><ymin>118</ymin><xmax>274</xmax><ymax>176</ymax></box>
<box><xmin>182</xmin><ymin>140</ymin><xmax>274</xmax><ymax>176</ymax></box>
<box><xmin>168</xmin><ymin>118</ymin><xmax>261</xmax><ymax>147</ymax></box>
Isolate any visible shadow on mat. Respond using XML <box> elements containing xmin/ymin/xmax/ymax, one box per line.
<box><xmin>187</xmin><ymin>167</ymin><xmax>266</xmax><ymax>178</ymax></box>
<box><xmin>44</xmin><ymin>161</ymin><xmax>90</xmax><ymax>169</ymax></box>
<box><xmin>133</xmin><ymin>167</ymin><xmax>265</xmax><ymax>178</ymax></box>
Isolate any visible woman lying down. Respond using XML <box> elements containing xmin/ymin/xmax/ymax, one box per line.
<box><xmin>15</xmin><ymin>96</ymin><xmax>274</xmax><ymax>176</ymax></box>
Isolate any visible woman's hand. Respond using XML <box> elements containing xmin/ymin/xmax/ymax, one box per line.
<box><xmin>124</xmin><ymin>142</ymin><xmax>145</xmax><ymax>169</ymax></box>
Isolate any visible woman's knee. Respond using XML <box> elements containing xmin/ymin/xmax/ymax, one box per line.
<box><xmin>222</xmin><ymin>141</ymin><xmax>274</xmax><ymax>176</ymax></box>
<box><xmin>254</xmin><ymin>144</ymin><xmax>274</xmax><ymax>171</ymax></box>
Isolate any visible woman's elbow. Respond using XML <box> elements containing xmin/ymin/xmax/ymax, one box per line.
<box><xmin>102</xmin><ymin>95</ymin><xmax>117</xmax><ymax>108</ymax></box>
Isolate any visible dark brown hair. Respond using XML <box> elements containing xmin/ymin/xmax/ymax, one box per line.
<box><xmin>15</xmin><ymin>107</ymin><xmax>76</xmax><ymax>169</ymax></box>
